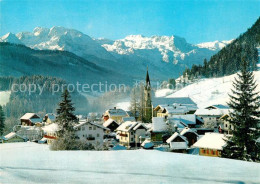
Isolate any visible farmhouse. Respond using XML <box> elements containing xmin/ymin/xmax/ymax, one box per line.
<box><xmin>20</xmin><ymin>113</ymin><xmax>42</xmax><ymax>126</ymax></box>
<box><xmin>116</xmin><ymin>121</ymin><xmax>149</xmax><ymax>147</ymax></box>
<box><xmin>104</xmin><ymin>107</ymin><xmax>129</xmax><ymax>123</ymax></box>
<box><xmin>192</xmin><ymin>133</ymin><xmax>227</xmax><ymax>157</ymax></box>
<box><xmin>166</xmin><ymin>132</ymin><xmax>188</xmax><ymax>152</ymax></box>
<box><xmin>43</xmin><ymin>113</ymin><xmax>56</xmax><ymax>125</ymax></box>
<box><xmin>103</xmin><ymin>118</ymin><xmax>119</xmax><ymax>132</ymax></box>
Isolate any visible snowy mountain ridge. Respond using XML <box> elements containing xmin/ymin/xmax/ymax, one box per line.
<box><xmin>196</xmin><ymin>40</ymin><xmax>234</xmax><ymax>50</ymax></box>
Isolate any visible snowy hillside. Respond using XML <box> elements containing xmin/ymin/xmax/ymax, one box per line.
<box><xmin>196</xmin><ymin>40</ymin><xmax>233</xmax><ymax>50</ymax></box>
<box><xmin>0</xmin><ymin>142</ymin><xmax>259</xmax><ymax>184</ymax></box>
<box><xmin>156</xmin><ymin>71</ymin><xmax>260</xmax><ymax>108</ymax></box>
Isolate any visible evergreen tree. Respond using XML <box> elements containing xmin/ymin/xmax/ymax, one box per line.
<box><xmin>222</xmin><ymin>60</ymin><xmax>260</xmax><ymax>162</ymax></box>
<box><xmin>56</xmin><ymin>89</ymin><xmax>78</xmax><ymax>137</ymax></box>
<box><xmin>0</xmin><ymin>105</ymin><xmax>5</xmax><ymax>136</ymax></box>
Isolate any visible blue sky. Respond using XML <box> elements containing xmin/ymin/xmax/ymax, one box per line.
<box><xmin>0</xmin><ymin>0</ymin><xmax>259</xmax><ymax>43</ymax></box>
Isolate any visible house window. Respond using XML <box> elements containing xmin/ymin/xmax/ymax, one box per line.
<box><xmin>89</xmin><ymin>126</ymin><xmax>92</xmax><ymax>130</ymax></box>
<box><xmin>225</xmin><ymin>124</ymin><xmax>228</xmax><ymax>128</ymax></box>
<box><xmin>209</xmin><ymin>118</ymin><xmax>211</xmax><ymax>120</ymax></box>
<box><xmin>97</xmin><ymin>133</ymin><xmax>100</xmax><ymax>137</ymax></box>
<box><xmin>93</xmin><ymin>126</ymin><xmax>96</xmax><ymax>130</ymax></box>
<box><xmin>211</xmin><ymin>150</ymin><xmax>214</xmax><ymax>155</ymax></box>
<box><xmin>229</xmin><ymin>125</ymin><xmax>232</xmax><ymax>129</ymax></box>
<box><xmin>131</xmin><ymin>132</ymin><xmax>133</xmax><ymax>135</ymax></box>
<box><xmin>131</xmin><ymin>138</ymin><xmax>134</xmax><ymax>141</ymax></box>
<box><xmin>82</xmin><ymin>127</ymin><xmax>85</xmax><ymax>131</ymax></box>
<box><xmin>83</xmin><ymin>135</ymin><xmax>84</xmax><ymax>137</ymax></box>
<box><xmin>206</xmin><ymin>149</ymin><xmax>209</xmax><ymax>154</ymax></box>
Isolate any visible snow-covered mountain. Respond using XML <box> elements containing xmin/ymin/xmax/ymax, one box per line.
<box><xmin>196</xmin><ymin>40</ymin><xmax>234</xmax><ymax>51</ymax></box>
<box><xmin>100</xmin><ymin>35</ymin><xmax>231</xmax><ymax>64</ymax></box>
<box><xmin>0</xmin><ymin>26</ymin><xmax>232</xmax><ymax>79</ymax></box>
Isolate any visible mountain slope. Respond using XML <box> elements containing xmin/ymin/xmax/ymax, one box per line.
<box><xmin>0</xmin><ymin>42</ymin><xmax>126</xmax><ymax>84</ymax></box>
<box><xmin>185</xmin><ymin>17</ymin><xmax>260</xmax><ymax>78</ymax></box>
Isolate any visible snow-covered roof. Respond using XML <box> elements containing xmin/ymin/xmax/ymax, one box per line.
<box><xmin>195</xmin><ymin>109</ymin><xmax>223</xmax><ymax>116</ymax></box>
<box><xmin>42</xmin><ymin>123</ymin><xmax>59</xmax><ymax>133</ymax></box>
<box><xmin>4</xmin><ymin>132</ymin><xmax>24</xmax><ymax>140</ymax></box>
<box><xmin>166</xmin><ymin>132</ymin><xmax>187</xmax><ymax>143</ymax></box>
<box><xmin>75</xmin><ymin>120</ymin><xmax>109</xmax><ymax>130</ymax></box>
<box><xmin>206</xmin><ymin>104</ymin><xmax>230</xmax><ymax>110</ymax></box>
<box><xmin>103</xmin><ymin>118</ymin><xmax>118</xmax><ymax>128</ymax></box>
<box><xmin>20</xmin><ymin>113</ymin><xmax>39</xmax><ymax>120</ymax></box>
<box><xmin>30</xmin><ymin>118</ymin><xmax>42</xmax><ymax>123</ymax></box>
<box><xmin>141</xmin><ymin>140</ymin><xmax>154</xmax><ymax>149</ymax></box>
<box><xmin>180</xmin><ymin>127</ymin><xmax>198</xmax><ymax>136</ymax></box>
<box><xmin>122</xmin><ymin>117</ymin><xmax>136</xmax><ymax>122</ymax></box>
<box><xmin>106</xmin><ymin>108</ymin><xmax>128</xmax><ymax>116</ymax></box>
<box><xmin>116</xmin><ymin>121</ymin><xmax>146</xmax><ymax>132</ymax></box>
<box><xmin>152</xmin><ymin>97</ymin><xmax>197</xmax><ymax>107</ymax></box>
<box><xmin>152</xmin><ymin>117</ymin><xmax>167</xmax><ymax>132</ymax></box>
<box><xmin>192</xmin><ymin>133</ymin><xmax>226</xmax><ymax>150</ymax></box>
<box><xmin>169</xmin><ymin>114</ymin><xmax>197</xmax><ymax>125</ymax></box>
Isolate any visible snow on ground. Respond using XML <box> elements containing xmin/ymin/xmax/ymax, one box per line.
<box><xmin>165</xmin><ymin>71</ymin><xmax>260</xmax><ymax>108</ymax></box>
<box><xmin>0</xmin><ymin>142</ymin><xmax>260</xmax><ymax>184</ymax></box>
<box><xmin>0</xmin><ymin>91</ymin><xmax>11</xmax><ymax>106</ymax></box>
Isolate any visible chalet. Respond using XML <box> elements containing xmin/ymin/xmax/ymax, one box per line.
<box><xmin>116</xmin><ymin>121</ymin><xmax>149</xmax><ymax>147</ymax></box>
<box><xmin>104</xmin><ymin>107</ymin><xmax>129</xmax><ymax>123</ymax></box>
<box><xmin>219</xmin><ymin>114</ymin><xmax>234</xmax><ymax>134</ymax></box>
<box><xmin>180</xmin><ymin>127</ymin><xmax>199</xmax><ymax>146</ymax></box>
<box><xmin>166</xmin><ymin>132</ymin><xmax>188</xmax><ymax>152</ymax></box>
<box><xmin>192</xmin><ymin>133</ymin><xmax>227</xmax><ymax>157</ymax></box>
<box><xmin>74</xmin><ymin>120</ymin><xmax>109</xmax><ymax>146</ymax></box>
<box><xmin>13</xmin><ymin>125</ymin><xmax>43</xmax><ymax>141</ymax></box>
<box><xmin>2</xmin><ymin>132</ymin><xmax>25</xmax><ymax>143</ymax></box>
<box><xmin>154</xmin><ymin>103</ymin><xmax>198</xmax><ymax>118</ymax></box>
<box><xmin>43</xmin><ymin>113</ymin><xmax>56</xmax><ymax>125</ymax></box>
<box><xmin>149</xmin><ymin>117</ymin><xmax>188</xmax><ymax>144</ymax></box>
<box><xmin>20</xmin><ymin>113</ymin><xmax>42</xmax><ymax>126</ymax></box>
<box><xmin>103</xmin><ymin>118</ymin><xmax>119</xmax><ymax>132</ymax></box>
<box><xmin>152</xmin><ymin>97</ymin><xmax>197</xmax><ymax>116</ymax></box>
<box><xmin>42</xmin><ymin>123</ymin><xmax>59</xmax><ymax>144</ymax></box>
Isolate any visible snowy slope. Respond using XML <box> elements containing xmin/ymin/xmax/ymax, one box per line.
<box><xmin>0</xmin><ymin>91</ymin><xmax>11</xmax><ymax>106</ymax></box>
<box><xmin>156</xmin><ymin>71</ymin><xmax>260</xmax><ymax>108</ymax></box>
<box><xmin>0</xmin><ymin>142</ymin><xmax>259</xmax><ymax>184</ymax></box>
<box><xmin>196</xmin><ymin>40</ymin><xmax>233</xmax><ymax>50</ymax></box>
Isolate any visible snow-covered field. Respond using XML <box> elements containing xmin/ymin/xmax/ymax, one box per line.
<box><xmin>156</xmin><ymin>71</ymin><xmax>260</xmax><ymax>108</ymax></box>
<box><xmin>0</xmin><ymin>143</ymin><xmax>260</xmax><ymax>184</ymax></box>
<box><xmin>0</xmin><ymin>91</ymin><xmax>11</xmax><ymax>106</ymax></box>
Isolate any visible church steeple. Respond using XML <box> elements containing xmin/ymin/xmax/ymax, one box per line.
<box><xmin>145</xmin><ymin>66</ymin><xmax>151</xmax><ymax>88</ymax></box>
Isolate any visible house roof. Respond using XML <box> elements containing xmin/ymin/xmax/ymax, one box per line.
<box><xmin>4</xmin><ymin>132</ymin><xmax>24</xmax><ymax>140</ymax></box>
<box><xmin>75</xmin><ymin>120</ymin><xmax>109</xmax><ymax>130</ymax></box>
<box><xmin>195</xmin><ymin>109</ymin><xmax>224</xmax><ymax>116</ymax></box>
<box><xmin>46</xmin><ymin>113</ymin><xmax>56</xmax><ymax>121</ymax></box>
<box><xmin>192</xmin><ymin>133</ymin><xmax>227</xmax><ymax>150</ymax></box>
<box><xmin>20</xmin><ymin>113</ymin><xmax>39</xmax><ymax>120</ymax></box>
<box><xmin>152</xmin><ymin>97</ymin><xmax>197</xmax><ymax>107</ymax></box>
<box><xmin>42</xmin><ymin>123</ymin><xmax>59</xmax><ymax>133</ymax></box>
<box><xmin>152</xmin><ymin>117</ymin><xmax>168</xmax><ymax>132</ymax></box>
<box><xmin>180</xmin><ymin>127</ymin><xmax>199</xmax><ymax>136</ymax></box>
<box><xmin>166</xmin><ymin>132</ymin><xmax>188</xmax><ymax>143</ymax></box>
<box><xmin>116</xmin><ymin>121</ymin><xmax>146</xmax><ymax>132</ymax></box>
<box><xmin>169</xmin><ymin>114</ymin><xmax>197</xmax><ymax>125</ymax></box>
<box><xmin>206</xmin><ymin>104</ymin><xmax>230</xmax><ymax>110</ymax></box>
<box><xmin>30</xmin><ymin>118</ymin><xmax>42</xmax><ymax>123</ymax></box>
<box><xmin>106</xmin><ymin>108</ymin><xmax>128</xmax><ymax>116</ymax></box>
<box><xmin>122</xmin><ymin>117</ymin><xmax>136</xmax><ymax>122</ymax></box>
<box><xmin>103</xmin><ymin>118</ymin><xmax>118</xmax><ymax>128</ymax></box>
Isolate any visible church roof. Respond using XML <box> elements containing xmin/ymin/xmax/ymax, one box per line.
<box><xmin>146</xmin><ymin>68</ymin><xmax>151</xmax><ymax>87</ymax></box>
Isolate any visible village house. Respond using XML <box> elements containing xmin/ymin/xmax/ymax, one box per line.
<box><xmin>168</xmin><ymin>114</ymin><xmax>204</xmax><ymax>128</ymax></box>
<box><xmin>13</xmin><ymin>125</ymin><xmax>44</xmax><ymax>141</ymax></box>
<box><xmin>1</xmin><ymin>132</ymin><xmax>25</xmax><ymax>143</ymax></box>
<box><xmin>116</xmin><ymin>121</ymin><xmax>149</xmax><ymax>148</ymax></box>
<box><xmin>104</xmin><ymin>107</ymin><xmax>129</xmax><ymax>123</ymax></box>
<box><xmin>192</xmin><ymin>133</ymin><xmax>227</xmax><ymax>157</ymax></box>
<box><xmin>180</xmin><ymin>127</ymin><xmax>199</xmax><ymax>146</ymax></box>
<box><xmin>42</xmin><ymin>123</ymin><xmax>59</xmax><ymax>144</ymax></box>
<box><xmin>20</xmin><ymin>113</ymin><xmax>42</xmax><ymax>126</ymax></box>
<box><xmin>43</xmin><ymin>113</ymin><xmax>56</xmax><ymax>125</ymax></box>
<box><xmin>74</xmin><ymin>120</ymin><xmax>109</xmax><ymax>146</ymax></box>
<box><xmin>219</xmin><ymin>114</ymin><xmax>234</xmax><ymax>134</ymax></box>
<box><xmin>103</xmin><ymin>118</ymin><xmax>119</xmax><ymax>132</ymax></box>
<box><xmin>166</xmin><ymin>132</ymin><xmax>188</xmax><ymax>152</ymax></box>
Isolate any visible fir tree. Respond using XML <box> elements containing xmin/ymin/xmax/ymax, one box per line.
<box><xmin>222</xmin><ymin>60</ymin><xmax>260</xmax><ymax>162</ymax></box>
<box><xmin>0</xmin><ymin>105</ymin><xmax>5</xmax><ymax>136</ymax></box>
<box><xmin>56</xmin><ymin>89</ymin><xmax>78</xmax><ymax>137</ymax></box>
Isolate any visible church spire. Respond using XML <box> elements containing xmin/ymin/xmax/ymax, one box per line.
<box><xmin>145</xmin><ymin>66</ymin><xmax>151</xmax><ymax>88</ymax></box>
